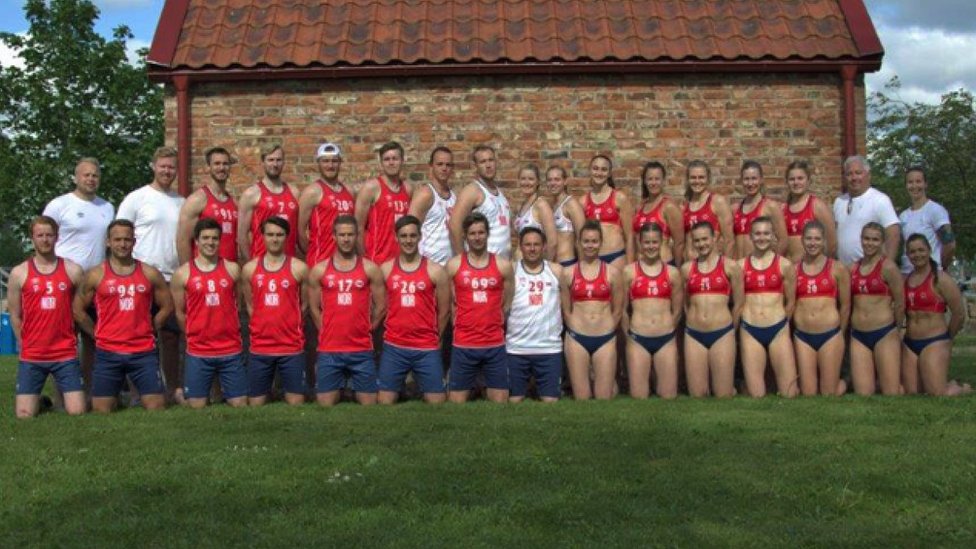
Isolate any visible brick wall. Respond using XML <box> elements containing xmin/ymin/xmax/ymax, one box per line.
<box><xmin>163</xmin><ymin>72</ymin><xmax>867</xmax><ymax>205</ymax></box>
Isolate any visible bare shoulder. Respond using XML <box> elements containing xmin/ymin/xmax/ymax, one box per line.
<box><xmin>363</xmin><ymin>258</ymin><xmax>383</xmax><ymax>278</ymax></box>
<box><xmin>427</xmin><ymin>259</ymin><xmax>447</xmax><ymax>281</ymax></box>
<box><xmin>241</xmin><ymin>258</ymin><xmax>259</xmax><ymax>278</ymax></box>
<box><xmin>548</xmin><ymin>261</ymin><xmax>563</xmax><ymax>279</ymax></box>
<box><xmin>291</xmin><ymin>257</ymin><xmax>308</xmax><ymax>278</ymax></box>
<box><xmin>497</xmin><ymin>256</ymin><xmax>514</xmax><ymax>277</ymax></box>
<box><xmin>446</xmin><ymin>255</ymin><xmax>461</xmax><ymax>276</ymax></box>
<box><xmin>8</xmin><ymin>261</ymin><xmax>28</xmax><ymax>285</ymax></box>
<box><xmin>667</xmin><ymin>263</ymin><xmax>682</xmax><ymax>282</ymax></box>
<box><xmin>141</xmin><ymin>262</ymin><xmax>166</xmax><ymax>284</ymax></box>
<box><xmin>64</xmin><ymin>259</ymin><xmax>84</xmax><ymax>282</ymax></box>
<box><xmin>224</xmin><ymin>260</ymin><xmax>242</xmax><ymax>279</ymax></box>
<box><xmin>380</xmin><ymin>258</ymin><xmax>394</xmax><ymax>278</ymax></box>
<box><xmin>299</xmin><ymin>180</ymin><xmax>323</xmax><ymax>201</ymax></box>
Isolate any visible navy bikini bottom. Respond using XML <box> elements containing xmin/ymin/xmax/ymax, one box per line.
<box><xmin>793</xmin><ymin>326</ymin><xmax>841</xmax><ymax>351</ymax></box>
<box><xmin>850</xmin><ymin>323</ymin><xmax>897</xmax><ymax>351</ymax></box>
<box><xmin>628</xmin><ymin>330</ymin><xmax>676</xmax><ymax>355</ymax></box>
<box><xmin>685</xmin><ymin>324</ymin><xmax>734</xmax><ymax>349</ymax></box>
<box><xmin>903</xmin><ymin>332</ymin><xmax>951</xmax><ymax>356</ymax></box>
<box><xmin>598</xmin><ymin>249</ymin><xmax>626</xmax><ymax>264</ymax></box>
<box><xmin>740</xmin><ymin>318</ymin><xmax>789</xmax><ymax>349</ymax></box>
<box><xmin>567</xmin><ymin>329</ymin><xmax>615</xmax><ymax>356</ymax></box>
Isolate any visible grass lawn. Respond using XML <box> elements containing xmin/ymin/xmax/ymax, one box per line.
<box><xmin>2</xmin><ymin>342</ymin><xmax>976</xmax><ymax>547</ymax></box>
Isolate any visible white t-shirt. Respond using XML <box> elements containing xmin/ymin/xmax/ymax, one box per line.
<box><xmin>419</xmin><ymin>183</ymin><xmax>456</xmax><ymax>266</ymax></box>
<box><xmin>42</xmin><ymin>192</ymin><xmax>115</xmax><ymax>271</ymax></box>
<box><xmin>832</xmin><ymin>187</ymin><xmax>899</xmax><ymax>266</ymax></box>
<box><xmin>506</xmin><ymin>260</ymin><xmax>563</xmax><ymax>354</ymax></box>
<box><xmin>116</xmin><ymin>184</ymin><xmax>186</xmax><ymax>280</ymax></box>
<box><xmin>899</xmin><ymin>199</ymin><xmax>951</xmax><ymax>274</ymax></box>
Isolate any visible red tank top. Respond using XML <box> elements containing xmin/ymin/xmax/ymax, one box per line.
<box><xmin>364</xmin><ymin>177</ymin><xmax>410</xmax><ymax>264</ymax></box>
<box><xmin>632</xmin><ymin>197</ymin><xmax>672</xmax><ymax>238</ymax></box>
<box><xmin>629</xmin><ymin>262</ymin><xmax>672</xmax><ymax>301</ymax></box>
<box><xmin>683</xmin><ymin>194</ymin><xmax>721</xmax><ymax>234</ymax></box>
<box><xmin>94</xmin><ymin>261</ymin><xmax>155</xmax><ymax>353</ymax></box>
<box><xmin>318</xmin><ymin>257</ymin><xmax>373</xmax><ymax>352</ymax></box>
<box><xmin>19</xmin><ymin>259</ymin><xmax>77</xmax><ymax>361</ymax></box>
<box><xmin>195</xmin><ymin>186</ymin><xmax>239</xmax><ymax>262</ymax></box>
<box><xmin>851</xmin><ymin>260</ymin><xmax>892</xmax><ymax>297</ymax></box>
<box><xmin>733</xmin><ymin>197</ymin><xmax>766</xmax><ymax>236</ymax></box>
<box><xmin>686</xmin><ymin>256</ymin><xmax>731</xmax><ymax>296</ymax></box>
<box><xmin>905</xmin><ymin>270</ymin><xmax>947</xmax><ymax>313</ymax></box>
<box><xmin>385</xmin><ymin>258</ymin><xmax>439</xmax><ymax>350</ymax></box>
<box><xmin>249</xmin><ymin>257</ymin><xmax>303</xmax><ymax>355</ymax></box>
<box><xmin>743</xmin><ymin>255</ymin><xmax>784</xmax><ymax>294</ymax></box>
<box><xmin>185</xmin><ymin>260</ymin><xmax>242</xmax><ymax>357</ymax></box>
<box><xmin>249</xmin><ymin>182</ymin><xmax>298</xmax><ymax>258</ymax></box>
<box><xmin>307</xmin><ymin>180</ymin><xmax>355</xmax><ymax>267</ymax></box>
<box><xmin>571</xmin><ymin>262</ymin><xmax>612</xmax><ymax>302</ymax></box>
<box><xmin>796</xmin><ymin>258</ymin><xmax>837</xmax><ymax>299</ymax></box>
<box><xmin>584</xmin><ymin>189</ymin><xmax>622</xmax><ymax>226</ymax></box>
<box><xmin>784</xmin><ymin>195</ymin><xmax>817</xmax><ymax>237</ymax></box>
<box><xmin>453</xmin><ymin>254</ymin><xmax>505</xmax><ymax>347</ymax></box>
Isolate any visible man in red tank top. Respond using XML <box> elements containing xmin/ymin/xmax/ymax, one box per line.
<box><xmin>171</xmin><ymin>218</ymin><xmax>248</xmax><ymax>409</ymax></box>
<box><xmin>355</xmin><ymin>141</ymin><xmax>413</xmax><ymax>265</ymax></box>
<box><xmin>73</xmin><ymin>220</ymin><xmax>174</xmax><ymax>413</ymax></box>
<box><xmin>307</xmin><ymin>215</ymin><xmax>386</xmax><ymax>406</ymax></box>
<box><xmin>378</xmin><ymin>215</ymin><xmax>451</xmax><ymax>404</ymax></box>
<box><xmin>237</xmin><ymin>143</ymin><xmax>301</xmax><ymax>262</ymax></box>
<box><xmin>242</xmin><ymin>217</ymin><xmax>308</xmax><ymax>406</ymax></box>
<box><xmin>9</xmin><ymin>216</ymin><xmax>86</xmax><ymax>418</ymax></box>
<box><xmin>446</xmin><ymin>212</ymin><xmax>515</xmax><ymax>403</ymax></box>
<box><xmin>176</xmin><ymin>147</ymin><xmax>239</xmax><ymax>264</ymax></box>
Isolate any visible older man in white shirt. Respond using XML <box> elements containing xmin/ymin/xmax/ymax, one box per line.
<box><xmin>832</xmin><ymin>155</ymin><xmax>901</xmax><ymax>266</ymax></box>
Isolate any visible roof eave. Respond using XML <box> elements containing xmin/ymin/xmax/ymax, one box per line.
<box><xmin>147</xmin><ymin>58</ymin><xmax>884</xmax><ymax>85</ymax></box>
<box><xmin>147</xmin><ymin>0</ymin><xmax>190</xmax><ymax>67</ymax></box>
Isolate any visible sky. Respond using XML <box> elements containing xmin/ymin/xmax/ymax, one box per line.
<box><xmin>0</xmin><ymin>0</ymin><xmax>974</xmax><ymax>106</ymax></box>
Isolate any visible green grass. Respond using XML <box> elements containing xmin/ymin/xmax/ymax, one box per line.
<box><xmin>2</xmin><ymin>347</ymin><xmax>976</xmax><ymax>547</ymax></box>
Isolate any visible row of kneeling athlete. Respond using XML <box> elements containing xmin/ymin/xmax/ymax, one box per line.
<box><xmin>11</xmin><ymin>205</ymin><xmax>967</xmax><ymax>418</ymax></box>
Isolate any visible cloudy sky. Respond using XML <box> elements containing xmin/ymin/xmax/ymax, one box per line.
<box><xmin>0</xmin><ymin>0</ymin><xmax>973</xmax><ymax>106</ymax></box>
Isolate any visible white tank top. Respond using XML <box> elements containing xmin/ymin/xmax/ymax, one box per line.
<box><xmin>419</xmin><ymin>183</ymin><xmax>456</xmax><ymax>265</ymax></box>
<box><xmin>505</xmin><ymin>260</ymin><xmax>563</xmax><ymax>354</ymax></box>
<box><xmin>473</xmin><ymin>180</ymin><xmax>512</xmax><ymax>259</ymax></box>
<box><xmin>553</xmin><ymin>195</ymin><xmax>575</xmax><ymax>233</ymax></box>
<box><xmin>514</xmin><ymin>196</ymin><xmax>542</xmax><ymax>235</ymax></box>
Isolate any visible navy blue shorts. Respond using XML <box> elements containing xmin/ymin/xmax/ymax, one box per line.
<box><xmin>92</xmin><ymin>348</ymin><xmax>165</xmax><ymax>398</ymax></box>
<box><xmin>378</xmin><ymin>343</ymin><xmax>445</xmax><ymax>394</ymax></box>
<box><xmin>248</xmin><ymin>353</ymin><xmax>306</xmax><ymax>397</ymax></box>
<box><xmin>316</xmin><ymin>351</ymin><xmax>377</xmax><ymax>394</ymax></box>
<box><xmin>507</xmin><ymin>352</ymin><xmax>562</xmax><ymax>398</ymax></box>
<box><xmin>184</xmin><ymin>353</ymin><xmax>247</xmax><ymax>400</ymax></box>
<box><xmin>16</xmin><ymin>358</ymin><xmax>84</xmax><ymax>395</ymax></box>
<box><xmin>449</xmin><ymin>345</ymin><xmax>509</xmax><ymax>391</ymax></box>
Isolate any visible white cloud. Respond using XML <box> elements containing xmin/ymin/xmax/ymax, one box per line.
<box><xmin>125</xmin><ymin>38</ymin><xmax>151</xmax><ymax>65</ymax></box>
<box><xmin>0</xmin><ymin>37</ymin><xmax>24</xmax><ymax>69</ymax></box>
<box><xmin>866</xmin><ymin>24</ymin><xmax>976</xmax><ymax>105</ymax></box>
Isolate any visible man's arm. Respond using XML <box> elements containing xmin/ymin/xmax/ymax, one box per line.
<box><xmin>72</xmin><ymin>268</ymin><xmax>101</xmax><ymax>339</ymax></box>
<box><xmin>306</xmin><ymin>263</ymin><xmax>324</xmax><ymax>331</ymax></box>
<box><xmin>292</xmin><ymin>259</ymin><xmax>309</xmax><ymax>314</ymax></box>
<box><xmin>884</xmin><ymin>224</ymin><xmax>901</xmax><ymax>261</ymax></box>
<box><xmin>296</xmin><ymin>183</ymin><xmax>323</xmax><ymax>255</ymax></box>
<box><xmin>449</xmin><ymin>184</ymin><xmax>481</xmax><ymax>255</ymax></box>
<box><xmin>145</xmin><ymin>264</ymin><xmax>174</xmax><ymax>331</ymax></box>
<box><xmin>6</xmin><ymin>264</ymin><xmax>26</xmax><ymax>342</ymax></box>
<box><xmin>430</xmin><ymin>263</ymin><xmax>451</xmax><ymax>335</ymax></box>
<box><xmin>170</xmin><ymin>266</ymin><xmax>188</xmax><ymax>333</ymax></box>
<box><xmin>236</xmin><ymin>185</ymin><xmax>261</xmax><ymax>263</ymax></box>
<box><xmin>354</xmin><ymin>179</ymin><xmax>380</xmax><ymax>253</ymax></box>
<box><xmin>407</xmin><ymin>183</ymin><xmax>435</xmax><ymax>223</ymax></box>
<box><xmin>499</xmin><ymin>258</ymin><xmax>515</xmax><ymax>315</ymax></box>
<box><xmin>365</xmin><ymin>260</ymin><xmax>387</xmax><ymax>330</ymax></box>
<box><xmin>176</xmin><ymin>191</ymin><xmax>205</xmax><ymax>264</ymax></box>
<box><xmin>937</xmin><ymin>224</ymin><xmax>956</xmax><ymax>270</ymax></box>
<box><xmin>240</xmin><ymin>260</ymin><xmax>257</xmax><ymax>316</ymax></box>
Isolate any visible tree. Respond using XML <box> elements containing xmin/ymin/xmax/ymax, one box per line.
<box><xmin>0</xmin><ymin>0</ymin><xmax>162</xmax><ymax>263</ymax></box>
<box><xmin>868</xmin><ymin>77</ymin><xmax>976</xmax><ymax>257</ymax></box>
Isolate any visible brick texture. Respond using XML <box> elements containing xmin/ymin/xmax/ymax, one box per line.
<box><xmin>163</xmin><ymin>72</ymin><xmax>865</xmax><ymax>205</ymax></box>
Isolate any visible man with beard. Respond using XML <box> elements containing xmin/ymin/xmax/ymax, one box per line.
<box><xmin>237</xmin><ymin>143</ymin><xmax>300</xmax><ymax>261</ymax></box>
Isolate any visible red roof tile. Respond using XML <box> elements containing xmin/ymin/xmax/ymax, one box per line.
<box><xmin>149</xmin><ymin>0</ymin><xmax>883</xmax><ymax>71</ymax></box>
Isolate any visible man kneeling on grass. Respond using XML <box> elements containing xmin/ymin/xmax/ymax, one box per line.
<box><xmin>74</xmin><ymin>219</ymin><xmax>173</xmax><ymax>413</ymax></box>
<box><xmin>170</xmin><ymin>218</ymin><xmax>248</xmax><ymax>408</ymax></box>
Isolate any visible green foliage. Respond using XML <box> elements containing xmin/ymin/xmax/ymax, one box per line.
<box><xmin>0</xmin><ymin>0</ymin><xmax>162</xmax><ymax>251</ymax></box>
<box><xmin>2</xmin><ymin>353</ymin><xmax>976</xmax><ymax>546</ymax></box>
<box><xmin>868</xmin><ymin>77</ymin><xmax>976</xmax><ymax>257</ymax></box>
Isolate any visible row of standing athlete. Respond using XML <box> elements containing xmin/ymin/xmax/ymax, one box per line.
<box><xmin>11</xmin><ymin>143</ymin><xmax>966</xmax><ymax>417</ymax></box>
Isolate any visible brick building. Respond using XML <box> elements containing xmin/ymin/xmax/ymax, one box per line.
<box><xmin>147</xmin><ymin>0</ymin><xmax>883</xmax><ymax>203</ymax></box>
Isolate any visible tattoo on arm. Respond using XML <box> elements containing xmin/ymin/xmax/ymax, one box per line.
<box><xmin>937</xmin><ymin>225</ymin><xmax>955</xmax><ymax>244</ymax></box>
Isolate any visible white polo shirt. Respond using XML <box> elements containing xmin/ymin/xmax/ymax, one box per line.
<box><xmin>832</xmin><ymin>187</ymin><xmax>899</xmax><ymax>266</ymax></box>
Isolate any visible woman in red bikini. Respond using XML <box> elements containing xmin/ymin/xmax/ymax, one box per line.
<box><xmin>782</xmin><ymin>160</ymin><xmax>836</xmax><ymax>263</ymax></box>
<box><xmin>581</xmin><ymin>155</ymin><xmax>633</xmax><ymax>269</ymax></box>
<box><xmin>731</xmin><ymin>161</ymin><xmax>787</xmax><ymax>259</ymax></box>
<box><xmin>682</xmin><ymin>160</ymin><xmax>733</xmax><ymax>260</ymax></box>
<box><xmin>632</xmin><ymin>161</ymin><xmax>684</xmax><ymax>265</ymax></box>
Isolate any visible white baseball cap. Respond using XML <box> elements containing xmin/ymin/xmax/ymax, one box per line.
<box><xmin>315</xmin><ymin>142</ymin><xmax>342</xmax><ymax>159</ymax></box>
